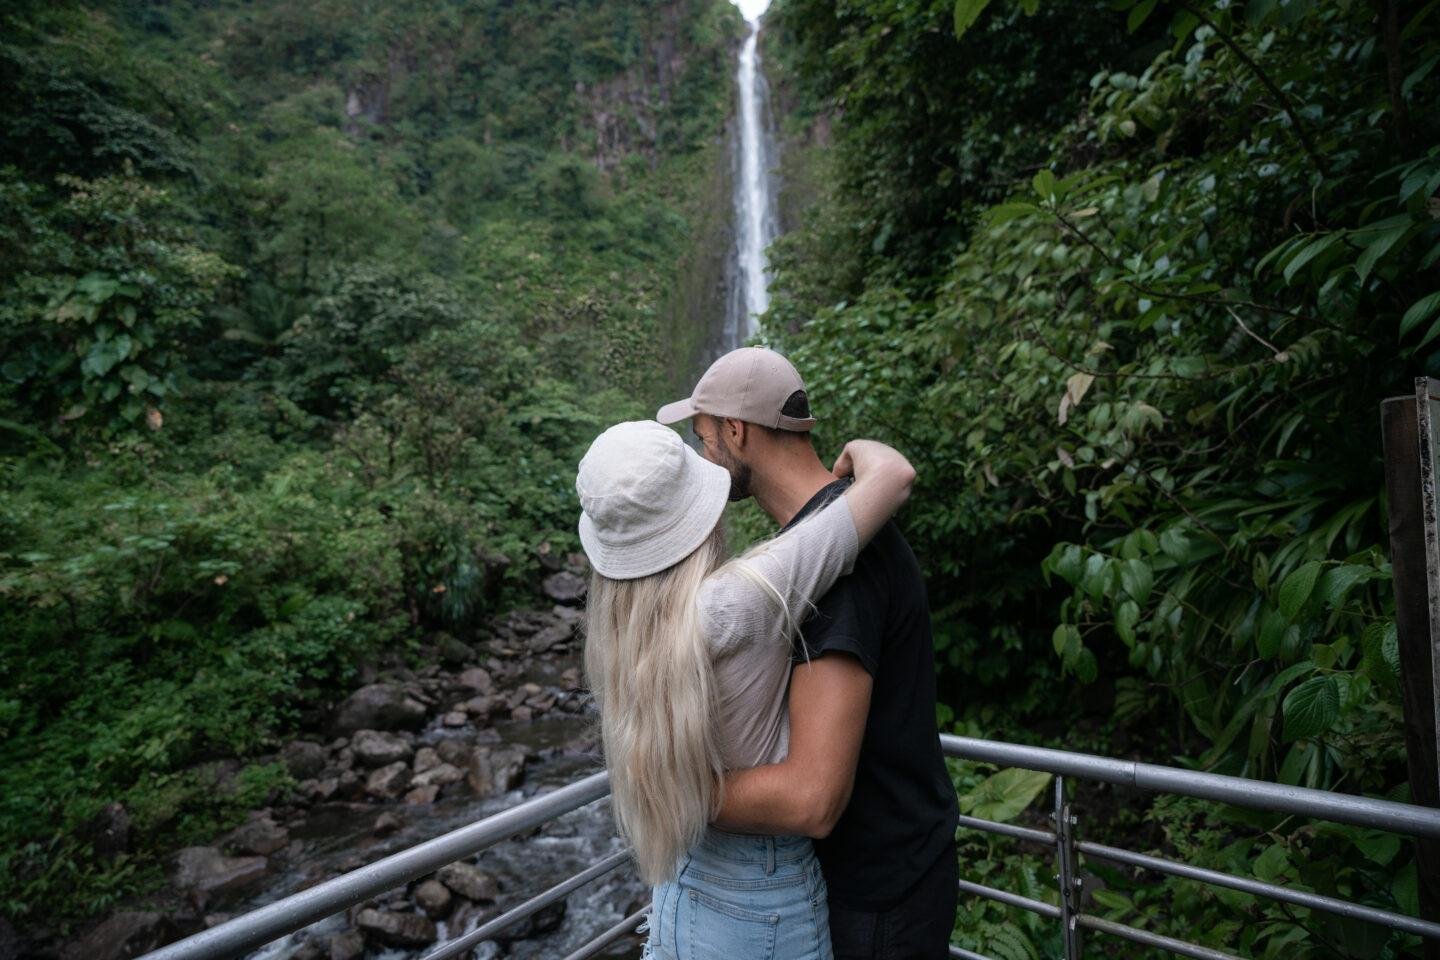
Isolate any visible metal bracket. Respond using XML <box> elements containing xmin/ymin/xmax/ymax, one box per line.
<box><xmin>1053</xmin><ymin>775</ymin><xmax>1084</xmax><ymax>960</ymax></box>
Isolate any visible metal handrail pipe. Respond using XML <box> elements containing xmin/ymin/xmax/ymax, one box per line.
<box><xmin>956</xmin><ymin>878</ymin><xmax>1061</xmax><ymax>920</ymax></box>
<box><xmin>941</xmin><ymin>735</ymin><xmax>1440</xmax><ymax>840</ymax></box>
<box><xmin>954</xmin><ymin>810</ymin><xmax>1439</xmax><ymax>939</ymax></box>
<box><xmin>954</xmin><ymin>814</ymin><xmax>1055</xmax><ymax>845</ymax></box>
<box><xmin>558</xmin><ymin>908</ymin><xmax>647</xmax><ymax>960</ymax></box>
<box><xmin>418</xmin><ymin>850</ymin><xmax>631</xmax><ymax>960</ymax></box>
<box><xmin>1078</xmin><ymin>839</ymin><xmax>1440</xmax><ymax>940</ymax></box>
<box><xmin>1077</xmin><ymin>914</ymin><xmax>1243</xmax><ymax>960</ymax></box>
<box><xmin>138</xmin><ymin>771</ymin><xmax>612</xmax><ymax>960</ymax></box>
<box><xmin>958</xmin><ymin>878</ymin><xmax>1244</xmax><ymax>960</ymax></box>
<box><xmin>948</xmin><ymin>945</ymin><xmax>996</xmax><ymax>960</ymax></box>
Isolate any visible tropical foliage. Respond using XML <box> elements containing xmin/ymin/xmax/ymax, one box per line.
<box><xmin>763</xmin><ymin>0</ymin><xmax>1437</xmax><ymax>955</ymax></box>
<box><xmin>0</xmin><ymin>0</ymin><xmax>742</xmax><ymax>929</ymax></box>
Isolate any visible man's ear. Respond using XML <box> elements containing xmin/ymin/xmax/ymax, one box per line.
<box><xmin>723</xmin><ymin>417</ymin><xmax>749</xmax><ymax>450</ymax></box>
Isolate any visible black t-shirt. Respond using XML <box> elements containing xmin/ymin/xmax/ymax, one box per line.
<box><xmin>785</xmin><ymin>479</ymin><xmax>959</xmax><ymax>911</ymax></box>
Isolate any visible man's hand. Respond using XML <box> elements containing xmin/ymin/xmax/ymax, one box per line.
<box><xmin>714</xmin><ymin>653</ymin><xmax>872</xmax><ymax>838</ymax></box>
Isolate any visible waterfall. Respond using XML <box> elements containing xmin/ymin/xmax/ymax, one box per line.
<box><xmin>724</xmin><ymin>10</ymin><xmax>778</xmax><ymax>349</ymax></box>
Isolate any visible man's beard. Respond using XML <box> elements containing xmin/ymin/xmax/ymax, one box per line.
<box><xmin>716</xmin><ymin>436</ymin><xmax>752</xmax><ymax>501</ymax></box>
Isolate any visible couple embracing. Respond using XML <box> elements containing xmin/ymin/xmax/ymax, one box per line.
<box><xmin>576</xmin><ymin>347</ymin><xmax>959</xmax><ymax>960</ymax></box>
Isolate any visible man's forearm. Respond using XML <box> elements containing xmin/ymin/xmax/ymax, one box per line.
<box><xmin>715</xmin><ymin>761</ymin><xmax>829</xmax><ymax>837</ymax></box>
<box><xmin>713</xmin><ymin>654</ymin><xmax>872</xmax><ymax>838</ymax></box>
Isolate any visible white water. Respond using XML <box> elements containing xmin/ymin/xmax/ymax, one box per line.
<box><xmin>727</xmin><ymin>11</ymin><xmax>778</xmax><ymax>345</ymax></box>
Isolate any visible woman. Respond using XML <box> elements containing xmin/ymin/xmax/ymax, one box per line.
<box><xmin>576</xmin><ymin>420</ymin><xmax>915</xmax><ymax>960</ymax></box>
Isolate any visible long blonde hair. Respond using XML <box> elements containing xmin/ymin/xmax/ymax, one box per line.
<box><xmin>584</xmin><ymin>524</ymin><xmax>729</xmax><ymax>884</ymax></box>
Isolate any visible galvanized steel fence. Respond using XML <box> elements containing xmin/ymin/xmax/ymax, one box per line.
<box><xmin>139</xmin><ymin>736</ymin><xmax>1440</xmax><ymax>960</ymax></box>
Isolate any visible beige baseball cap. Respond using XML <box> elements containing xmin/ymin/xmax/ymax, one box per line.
<box><xmin>656</xmin><ymin>347</ymin><xmax>817</xmax><ymax>431</ymax></box>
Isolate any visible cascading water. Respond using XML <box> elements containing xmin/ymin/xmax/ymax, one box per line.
<box><xmin>724</xmin><ymin>4</ymin><xmax>779</xmax><ymax>349</ymax></box>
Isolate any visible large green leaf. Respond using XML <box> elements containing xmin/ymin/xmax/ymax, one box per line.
<box><xmin>958</xmin><ymin>767</ymin><xmax>1053</xmax><ymax>822</ymax></box>
<box><xmin>1400</xmin><ymin>290</ymin><xmax>1440</xmax><ymax>337</ymax></box>
<box><xmin>952</xmin><ymin>0</ymin><xmax>993</xmax><ymax>38</ymax></box>
<box><xmin>1281</xmin><ymin>676</ymin><xmax>1340</xmax><ymax>741</ymax></box>
<box><xmin>1115</xmin><ymin>599</ymin><xmax>1140</xmax><ymax>647</ymax></box>
<box><xmin>1277</xmin><ymin>561</ymin><xmax>1322</xmax><ymax>620</ymax></box>
<box><xmin>1354</xmin><ymin>223</ymin><xmax>1410</xmax><ymax>282</ymax></box>
<box><xmin>1120</xmin><ymin>558</ymin><xmax>1153</xmax><ymax>605</ymax></box>
<box><xmin>1315</xmin><ymin>564</ymin><xmax>1374</xmax><ymax>609</ymax></box>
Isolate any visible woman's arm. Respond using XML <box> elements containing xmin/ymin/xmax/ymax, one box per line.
<box><xmin>835</xmin><ymin>439</ymin><xmax>916</xmax><ymax>545</ymax></box>
<box><xmin>722</xmin><ymin>439</ymin><xmax>915</xmax><ymax>625</ymax></box>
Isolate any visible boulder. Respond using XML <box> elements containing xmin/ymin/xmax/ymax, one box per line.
<box><xmin>435</xmin><ymin>634</ymin><xmax>474</xmax><ymax>667</ymax></box>
<box><xmin>365</xmin><ymin>761</ymin><xmax>412</xmax><ymax>800</ymax></box>
<box><xmin>64</xmin><ymin>911</ymin><xmax>175</xmax><ymax>960</ymax></box>
<box><xmin>496</xmin><ymin>899</ymin><xmax>567</xmax><ymax>942</ymax></box>
<box><xmin>280</xmin><ymin>740</ymin><xmax>328</xmax><ymax>780</ymax></box>
<box><xmin>455</xmin><ymin>667</ymin><xmax>494</xmax><ymax>695</ymax></box>
<box><xmin>228</xmin><ymin>815</ymin><xmax>289</xmax><ymax>856</ymax></box>
<box><xmin>326</xmin><ymin>930</ymin><xmax>365</xmax><ymax>960</ymax></box>
<box><xmin>412</xmin><ymin>762</ymin><xmax>464</xmax><ymax>789</ymax></box>
<box><xmin>355</xmin><ymin>908</ymin><xmax>436</xmax><ymax>948</ymax></box>
<box><xmin>413</xmin><ymin>746</ymin><xmax>441</xmax><ymax>774</ymax></box>
<box><xmin>331</xmin><ymin>684</ymin><xmax>427</xmax><ymax>734</ymax></box>
<box><xmin>541</xmin><ymin>571</ymin><xmax>586</xmax><ymax>605</ymax></box>
<box><xmin>373</xmin><ymin>812</ymin><xmax>402</xmax><ymax>836</ymax></box>
<box><xmin>300</xmin><ymin>777</ymin><xmax>339</xmax><ymax>803</ymax></box>
<box><xmin>552</xmin><ymin>603</ymin><xmax>584</xmax><ymax>626</ymax></box>
<box><xmin>351</xmin><ymin>730</ymin><xmax>414</xmax><ymax>768</ymax></box>
<box><xmin>170</xmin><ymin>847</ymin><xmax>268</xmax><ymax>907</ymax></box>
<box><xmin>527</xmin><ymin>623</ymin><xmax>573</xmax><ymax>654</ymax></box>
<box><xmin>335</xmin><ymin>769</ymin><xmax>362</xmax><ymax>799</ymax></box>
<box><xmin>435</xmin><ymin>738</ymin><xmax>472</xmax><ymax>767</ymax></box>
<box><xmin>437</xmin><ymin>862</ymin><xmax>499</xmax><ymax>902</ymax></box>
<box><xmin>465</xmin><ymin>746</ymin><xmax>526</xmax><ymax>798</ymax></box>
<box><xmin>460</xmin><ymin>695</ymin><xmax>500</xmax><ymax>718</ymax></box>
<box><xmin>413</xmin><ymin>879</ymin><xmax>453</xmax><ymax>918</ymax></box>
<box><xmin>440</xmin><ymin>711</ymin><xmax>466</xmax><ymax>727</ymax></box>
<box><xmin>404</xmin><ymin>784</ymin><xmax>439</xmax><ymax>805</ymax></box>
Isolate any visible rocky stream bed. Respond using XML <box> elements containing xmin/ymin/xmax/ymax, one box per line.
<box><xmin>59</xmin><ymin>559</ymin><xmax>647</xmax><ymax>960</ymax></box>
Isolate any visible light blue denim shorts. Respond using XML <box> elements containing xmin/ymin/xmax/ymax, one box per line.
<box><xmin>642</xmin><ymin>827</ymin><xmax>833</xmax><ymax>960</ymax></box>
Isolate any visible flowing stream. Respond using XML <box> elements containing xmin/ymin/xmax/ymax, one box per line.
<box><xmin>237</xmin><ymin>653</ymin><xmax>643</xmax><ymax>960</ymax></box>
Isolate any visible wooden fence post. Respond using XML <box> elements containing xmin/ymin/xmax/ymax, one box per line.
<box><xmin>1381</xmin><ymin>375</ymin><xmax>1440</xmax><ymax>958</ymax></box>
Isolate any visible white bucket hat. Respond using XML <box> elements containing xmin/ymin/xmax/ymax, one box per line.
<box><xmin>576</xmin><ymin>420</ymin><xmax>731</xmax><ymax>580</ymax></box>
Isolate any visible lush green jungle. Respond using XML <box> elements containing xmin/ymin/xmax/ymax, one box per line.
<box><xmin>2</xmin><ymin>0</ymin><xmax>1439</xmax><ymax>956</ymax></box>
<box><xmin>759</xmin><ymin>0</ymin><xmax>1440</xmax><ymax>957</ymax></box>
<box><xmin>0</xmin><ymin>0</ymin><xmax>741</xmax><ymax>939</ymax></box>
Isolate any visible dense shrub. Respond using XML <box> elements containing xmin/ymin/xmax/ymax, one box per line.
<box><xmin>766</xmin><ymin>0</ymin><xmax>1437</xmax><ymax>955</ymax></box>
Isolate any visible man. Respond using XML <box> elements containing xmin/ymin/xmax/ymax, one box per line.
<box><xmin>656</xmin><ymin>347</ymin><xmax>959</xmax><ymax>960</ymax></box>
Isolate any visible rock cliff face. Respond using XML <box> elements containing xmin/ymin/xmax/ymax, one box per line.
<box><xmin>573</xmin><ymin>0</ymin><xmax>737</xmax><ymax>172</ymax></box>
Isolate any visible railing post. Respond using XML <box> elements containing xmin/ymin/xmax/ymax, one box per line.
<box><xmin>1052</xmin><ymin>776</ymin><xmax>1083</xmax><ymax>960</ymax></box>
<box><xmin>1381</xmin><ymin>375</ymin><xmax>1440</xmax><ymax>960</ymax></box>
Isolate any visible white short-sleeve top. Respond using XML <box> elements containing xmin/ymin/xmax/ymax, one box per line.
<box><xmin>695</xmin><ymin>495</ymin><xmax>860</xmax><ymax>770</ymax></box>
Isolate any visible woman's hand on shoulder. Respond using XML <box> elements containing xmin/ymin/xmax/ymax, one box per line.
<box><xmin>832</xmin><ymin>439</ymin><xmax>916</xmax><ymax>487</ymax></box>
<box><xmin>833</xmin><ymin>440</ymin><xmax>915</xmax><ymax>544</ymax></box>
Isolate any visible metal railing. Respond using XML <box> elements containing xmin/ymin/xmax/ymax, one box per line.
<box><xmin>139</xmin><ymin>771</ymin><xmax>631</xmax><ymax>960</ymax></box>
<box><xmin>140</xmin><ymin>736</ymin><xmax>1440</xmax><ymax>960</ymax></box>
<box><xmin>940</xmin><ymin>734</ymin><xmax>1440</xmax><ymax>960</ymax></box>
